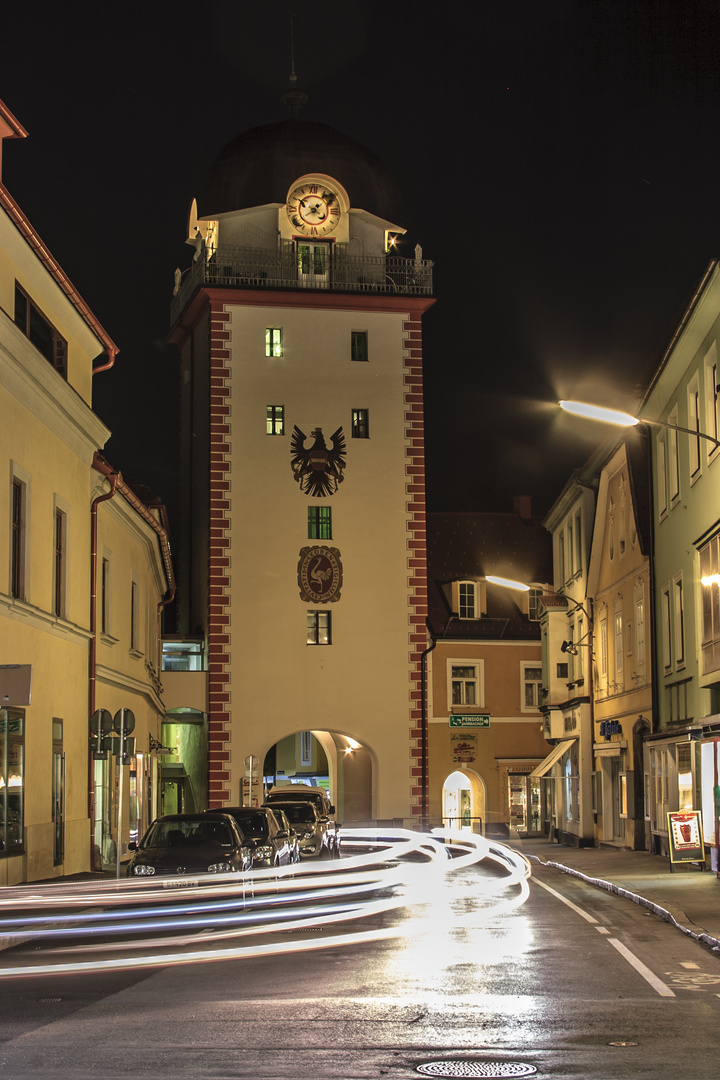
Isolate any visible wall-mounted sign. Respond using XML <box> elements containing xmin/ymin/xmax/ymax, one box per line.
<box><xmin>298</xmin><ymin>546</ymin><xmax>343</xmax><ymax>603</ymax></box>
<box><xmin>667</xmin><ymin>810</ymin><xmax>705</xmax><ymax>866</ymax></box>
<box><xmin>452</xmin><ymin>733</ymin><xmax>476</xmax><ymax>763</ymax></box>
<box><xmin>449</xmin><ymin>715</ymin><xmax>490</xmax><ymax>728</ymax></box>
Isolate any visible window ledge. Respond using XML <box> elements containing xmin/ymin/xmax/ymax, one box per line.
<box><xmin>129</xmin><ymin>648</ymin><xmax>144</xmax><ymax>660</ymax></box>
<box><xmin>100</xmin><ymin>634</ymin><xmax>118</xmax><ymax>648</ymax></box>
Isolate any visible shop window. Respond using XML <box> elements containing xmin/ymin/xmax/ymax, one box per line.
<box><xmin>0</xmin><ymin>708</ymin><xmax>24</xmax><ymax>856</ymax></box>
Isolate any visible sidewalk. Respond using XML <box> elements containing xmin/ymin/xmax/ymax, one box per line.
<box><xmin>510</xmin><ymin>837</ymin><xmax>720</xmax><ymax>953</ymax></box>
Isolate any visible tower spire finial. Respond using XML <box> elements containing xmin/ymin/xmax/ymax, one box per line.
<box><xmin>281</xmin><ymin>11</ymin><xmax>308</xmax><ymax>120</ymax></box>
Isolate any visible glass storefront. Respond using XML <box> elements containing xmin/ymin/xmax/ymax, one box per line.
<box><xmin>0</xmin><ymin>709</ymin><xmax>24</xmax><ymax>855</ymax></box>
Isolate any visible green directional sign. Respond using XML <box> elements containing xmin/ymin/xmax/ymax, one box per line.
<box><xmin>449</xmin><ymin>715</ymin><xmax>490</xmax><ymax>728</ymax></box>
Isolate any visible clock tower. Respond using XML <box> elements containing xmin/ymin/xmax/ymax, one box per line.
<box><xmin>168</xmin><ymin>104</ymin><xmax>434</xmax><ymax>824</ymax></box>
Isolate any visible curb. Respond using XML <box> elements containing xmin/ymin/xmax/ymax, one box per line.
<box><xmin>530</xmin><ymin>854</ymin><xmax>720</xmax><ymax>953</ymax></box>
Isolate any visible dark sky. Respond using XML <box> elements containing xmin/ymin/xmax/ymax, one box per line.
<box><xmin>3</xmin><ymin>1</ymin><xmax>720</xmax><ymax>524</ymax></box>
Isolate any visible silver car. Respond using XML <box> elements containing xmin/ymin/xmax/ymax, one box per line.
<box><xmin>264</xmin><ymin>801</ymin><xmax>334</xmax><ymax>859</ymax></box>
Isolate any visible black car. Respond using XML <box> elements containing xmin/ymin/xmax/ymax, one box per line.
<box><xmin>209</xmin><ymin>806</ymin><xmax>297</xmax><ymax>868</ymax></box>
<box><xmin>127</xmin><ymin>812</ymin><xmax>253</xmax><ymax>879</ymax></box>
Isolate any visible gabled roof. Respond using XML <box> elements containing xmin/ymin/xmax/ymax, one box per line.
<box><xmin>427</xmin><ymin>511</ymin><xmax>553</xmax><ymax>640</ymax></box>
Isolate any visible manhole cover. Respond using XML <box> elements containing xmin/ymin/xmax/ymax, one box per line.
<box><xmin>417</xmin><ymin>1063</ymin><xmax>537</xmax><ymax>1078</ymax></box>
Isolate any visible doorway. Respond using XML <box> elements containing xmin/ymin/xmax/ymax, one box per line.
<box><xmin>442</xmin><ymin>769</ymin><xmax>485</xmax><ymax>832</ymax></box>
<box><xmin>297</xmin><ymin>243</ymin><xmax>330</xmax><ymax>288</ymax></box>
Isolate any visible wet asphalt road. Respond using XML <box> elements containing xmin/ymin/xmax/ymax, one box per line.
<box><xmin>0</xmin><ymin>857</ymin><xmax>719</xmax><ymax>1080</ymax></box>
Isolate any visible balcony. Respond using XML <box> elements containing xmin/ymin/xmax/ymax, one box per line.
<box><xmin>170</xmin><ymin>244</ymin><xmax>434</xmax><ymax>322</ymax></box>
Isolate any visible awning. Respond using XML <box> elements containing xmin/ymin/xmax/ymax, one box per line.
<box><xmin>530</xmin><ymin>738</ymin><xmax>576</xmax><ymax>779</ymax></box>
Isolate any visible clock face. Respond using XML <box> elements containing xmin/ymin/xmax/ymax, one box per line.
<box><xmin>286</xmin><ymin>183</ymin><xmax>342</xmax><ymax>236</ymax></box>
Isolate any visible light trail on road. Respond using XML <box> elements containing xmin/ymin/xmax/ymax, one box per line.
<box><xmin>0</xmin><ymin>829</ymin><xmax>530</xmax><ymax>978</ymax></box>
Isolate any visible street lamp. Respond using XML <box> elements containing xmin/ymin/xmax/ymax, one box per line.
<box><xmin>559</xmin><ymin>399</ymin><xmax>720</xmax><ymax>449</ymax></box>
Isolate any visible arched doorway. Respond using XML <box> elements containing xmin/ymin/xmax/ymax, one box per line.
<box><xmin>262</xmin><ymin>730</ymin><xmax>375</xmax><ymax>824</ymax></box>
<box><xmin>442</xmin><ymin>769</ymin><xmax>485</xmax><ymax>832</ymax></box>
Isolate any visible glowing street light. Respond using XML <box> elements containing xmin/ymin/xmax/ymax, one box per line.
<box><xmin>559</xmin><ymin>399</ymin><xmax>720</xmax><ymax>448</ymax></box>
<box><xmin>485</xmin><ymin>575</ymin><xmax>532</xmax><ymax>592</ymax></box>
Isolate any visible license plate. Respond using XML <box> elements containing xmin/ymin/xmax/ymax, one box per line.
<box><xmin>163</xmin><ymin>878</ymin><xmax>200</xmax><ymax>889</ymax></box>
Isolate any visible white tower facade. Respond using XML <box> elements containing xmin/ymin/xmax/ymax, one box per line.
<box><xmin>169</xmin><ymin>118</ymin><xmax>434</xmax><ymax>823</ymax></box>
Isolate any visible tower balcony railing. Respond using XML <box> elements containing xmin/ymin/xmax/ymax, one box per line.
<box><xmin>170</xmin><ymin>245</ymin><xmax>433</xmax><ymax>322</ymax></box>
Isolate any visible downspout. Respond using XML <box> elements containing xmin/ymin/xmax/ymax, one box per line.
<box><xmin>89</xmin><ymin>459</ymin><xmax>118</xmax><ymax>867</ymax></box>
<box><xmin>91</xmin><ymin>346</ymin><xmax>117</xmax><ymax>376</ymax></box>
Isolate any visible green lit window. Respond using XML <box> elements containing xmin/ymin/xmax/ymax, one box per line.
<box><xmin>351</xmin><ymin>331</ymin><xmax>368</xmax><ymax>362</ymax></box>
<box><xmin>265</xmin><ymin>328</ymin><xmax>283</xmax><ymax>357</ymax></box>
<box><xmin>267</xmin><ymin>406</ymin><xmax>284</xmax><ymax>435</ymax></box>
<box><xmin>308</xmin><ymin>506</ymin><xmax>332</xmax><ymax>539</ymax></box>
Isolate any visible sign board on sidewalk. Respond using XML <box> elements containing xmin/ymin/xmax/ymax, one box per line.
<box><xmin>449</xmin><ymin>714</ymin><xmax>490</xmax><ymax>728</ymax></box>
<box><xmin>667</xmin><ymin>810</ymin><xmax>705</xmax><ymax>866</ymax></box>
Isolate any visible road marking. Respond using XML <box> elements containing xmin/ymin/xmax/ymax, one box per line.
<box><xmin>608</xmin><ymin>938</ymin><xmax>675</xmax><ymax>997</ymax></box>
<box><xmin>533</xmin><ymin>878</ymin><xmax>599</xmax><ymax>923</ymax></box>
<box><xmin>596</xmin><ymin>926</ymin><xmax>611</xmax><ymax>935</ymax></box>
<box><xmin>680</xmin><ymin>961</ymin><xmax>700</xmax><ymax>969</ymax></box>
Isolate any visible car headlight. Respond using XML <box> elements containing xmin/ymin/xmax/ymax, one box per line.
<box><xmin>254</xmin><ymin>845</ymin><xmax>273</xmax><ymax>860</ymax></box>
<box><xmin>302</xmin><ymin>831</ymin><xmax>314</xmax><ymax>840</ymax></box>
<box><xmin>208</xmin><ymin>862</ymin><xmax>233</xmax><ymax>873</ymax></box>
<box><xmin>132</xmin><ymin>864</ymin><xmax>155</xmax><ymax>876</ymax></box>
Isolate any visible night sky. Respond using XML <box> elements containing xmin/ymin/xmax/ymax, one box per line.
<box><xmin>3</xmin><ymin>1</ymin><xmax>720</xmax><ymax>526</ymax></box>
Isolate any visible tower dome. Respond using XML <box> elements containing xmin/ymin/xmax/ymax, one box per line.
<box><xmin>194</xmin><ymin>120</ymin><xmax>407</xmax><ymax>228</ymax></box>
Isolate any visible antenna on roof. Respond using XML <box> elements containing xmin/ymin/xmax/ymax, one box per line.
<box><xmin>281</xmin><ymin>11</ymin><xmax>309</xmax><ymax>120</ymax></box>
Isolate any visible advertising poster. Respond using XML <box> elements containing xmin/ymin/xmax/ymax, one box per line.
<box><xmin>666</xmin><ymin>810</ymin><xmax>705</xmax><ymax>865</ymax></box>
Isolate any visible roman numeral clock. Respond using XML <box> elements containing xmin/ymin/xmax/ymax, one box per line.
<box><xmin>286</xmin><ymin>179</ymin><xmax>342</xmax><ymax>237</ymax></box>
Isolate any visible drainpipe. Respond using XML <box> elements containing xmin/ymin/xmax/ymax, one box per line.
<box><xmin>420</xmin><ymin>624</ymin><xmax>438</xmax><ymax>831</ymax></box>
<box><xmin>91</xmin><ymin>346</ymin><xmax>117</xmax><ymax>376</ymax></box>
<box><xmin>88</xmin><ymin>460</ymin><xmax>118</xmax><ymax>868</ymax></box>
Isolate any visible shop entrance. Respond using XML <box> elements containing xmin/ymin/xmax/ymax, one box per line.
<box><xmin>508</xmin><ymin>773</ymin><xmax>543</xmax><ymax>835</ymax></box>
<box><xmin>442</xmin><ymin>769</ymin><xmax>485</xmax><ymax>832</ymax></box>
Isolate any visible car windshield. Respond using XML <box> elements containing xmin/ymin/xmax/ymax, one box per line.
<box><xmin>142</xmin><ymin>819</ymin><xmax>235</xmax><ymax>849</ymax></box>
<box><xmin>276</xmin><ymin>804</ymin><xmax>315</xmax><ymax>825</ymax></box>
<box><xmin>230</xmin><ymin>812</ymin><xmax>269</xmax><ymax>839</ymax></box>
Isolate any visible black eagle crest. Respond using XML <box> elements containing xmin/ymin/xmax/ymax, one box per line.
<box><xmin>290</xmin><ymin>425</ymin><xmax>346</xmax><ymax>497</ymax></box>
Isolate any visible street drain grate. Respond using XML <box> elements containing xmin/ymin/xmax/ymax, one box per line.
<box><xmin>417</xmin><ymin>1063</ymin><xmax>537</xmax><ymax>1078</ymax></box>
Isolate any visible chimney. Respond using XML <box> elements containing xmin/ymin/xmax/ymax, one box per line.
<box><xmin>513</xmin><ymin>495</ymin><xmax>532</xmax><ymax>520</ymax></box>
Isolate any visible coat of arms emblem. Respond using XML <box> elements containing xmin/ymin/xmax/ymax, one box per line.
<box><xmin>291</xmin><ymin>425</ymin><xmax>346</xmax><ymax>497</ymax></box>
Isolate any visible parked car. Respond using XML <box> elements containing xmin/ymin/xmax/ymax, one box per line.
<box><xmin>265</xmin><ymin>800</ymin><xmax>335</xmax><ymax>859</ymax></box>
<box><xmin>265</xmin><ymin>785</ymin><xmax>340</xmax><ymax>854</ymax></box>
<box><xmin>126</xmin><ymin>812</ymin><xmax>252</xmax><ymax>879</ymax></box>
<box><xmin>212</xmin><ymin>806</ymin><xmax>297</xmax><ymax>868</ymax></box>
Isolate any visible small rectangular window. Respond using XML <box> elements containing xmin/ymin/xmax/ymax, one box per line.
<box><xmin>0</xmin><ymin>708</ymin><xmax>25</xmax><ymax>854</ymax></box>
<box><xmin>351</xmin><ymin>331</ymin><xmax>368</xmax><ymax>362</ymax></box>
<box><xmin>14</xmin><ymin>283</ymin><xmax>67</xmax><ymax>377</ymax></box>
<box><xmin>522</xmin><ymin>664</ymin><xmax>543</xmax><ymax>709</ymax></box>
<box><xmin>451</xmin><ymin>664</ymin><xmax>479</xmax><ymax>706</ymax></box>
<box><xmin>53</xmin><ymin>507</ymin><xmax>67</xmax><ymax>619</ymax></box>
<box><xmin>266</xmin><ymin>405</ymin><xmax>285</xmax><ymax>435</ymax></box>
<box><xmin>308</xmin><ymin>506</ymin><xmax>332</xmax><ymax>539</ymax></box>
<box><xmin>458</xmin><ymin>582</ymin><xmax>476</xmax><ymax>619</ymax></box>
<box><xmin>131</xmin><ymin>580</ymin><xmax>140</xmax><ymax>653</ymax></box>
<box><xmin>101</xmin><ymin>557</ymin><xmax>110</xmax><ymax>636</ymax></box>
<box><xmin>265</xmin><ymin>328</ymin><xmax>283</xmax><ymax>357</ymax></box>
<box><xmin>674</xmin><ymin>575</ymin><xmax>684</xmax><ymax>666</ymax></box>
<box><xmin>351</xmin><ymin>408</ymin><xmax>369</xmax><ymax>438</ymax></box>
<box><xmin>11</xmin><ymin>478</ymin><xmax>26</xmax><ymax>600</ymax></box>
<box><xmin>307</xmin><ymin>610</ymin><xmax>331</xmax><ymax>645</ymax></box>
